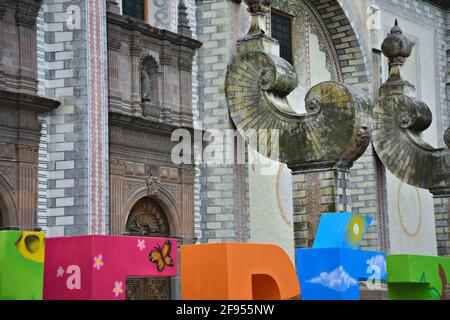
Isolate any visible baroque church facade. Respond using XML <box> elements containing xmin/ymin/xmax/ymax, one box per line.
<box><xmin>0</xmin><ymin>0</ymin><xmax>449</xmax><ymax>299</ymax></box>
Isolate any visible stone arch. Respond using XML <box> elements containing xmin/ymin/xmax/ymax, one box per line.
<box><xmin>122</xmin><ymin>185</ymin><xmax>181</xmax><ymax>237</ymax></box>
<box><xmin>310</xmin><ymin>0</ymin><xmax>371</xmax><ymax>89</ymax></box>
<box><xmin>139</xmin><ymin>55</ymin><xmax>160</xmax><ymax>102</ymax></box>
<box><xmin>126</xmin><ymin>197</ymin><xmax>171</xmax><ymax>236</ymax></box>
<box><xmin>0</xmin><ymin>174</ymin><xmax>17</xmax><ymax>228</ymax></box>
<box><xmin>272</xmin><ymin>0</ymin><xmax>371</xmax><ymax>91</ymax></box>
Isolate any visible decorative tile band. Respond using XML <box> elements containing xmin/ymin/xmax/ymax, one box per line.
<box><xmin>87</xmin><ymin>0</ymin><xmax>108</xmax><ymax>235</ymax></box>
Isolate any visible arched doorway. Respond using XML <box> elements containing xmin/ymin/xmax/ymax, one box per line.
<box><xmin>124</xmin><ymin>197</ymin><xmax>172</xmax><ymax>300</ymax></box>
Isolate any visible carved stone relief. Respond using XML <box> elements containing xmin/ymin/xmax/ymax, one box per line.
<box><xmin>145</xmin><ymin>175</ymin><xmax>161</xmax><ymax>196</ymax></box>
<box><xmin>126</xmin><ymin>197</ymin><xmax>170</xmax><ymax>236</ymax></box>
<box><xmin>0</xmin><ymin>144</ymin><xmax>14</xmax><ymax>160</ymax></box>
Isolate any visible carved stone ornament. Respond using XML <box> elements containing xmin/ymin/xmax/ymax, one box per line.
<box><xmin>178</xmin><ymin>0</ymin><xmax>191</xmax><ymax>37</ymax></box>
<box><xmin>17</xmin><ymin>145</ymin><xmax>37</xmax><ymax>163</ymax></box>
<box><xmin>225</xmin><ymin>1</ymin><xmax>372</xmax><ymax>171</ymax></box>
<box><xmin>373</xmin><ymin>21</ymin><xmax>450</xmax><ymax>194</ymax></box>
<box><xmin>146</xmin><ymin>175</ymin><xmax>161</xmax><ymax>196</ymax></box>
<box><xmin>0</xmin><ymin>167</ymin><xmax>14</xmax><ymax>176</ymax></box>
<box><xmin>381</xmin><ymin>20</ymin><xmax>414</xmax><ymax>83</ymax></box>
<box><xmin>180</xmin><ymin>167</ymin><xmax>195</xmax><ymax>184</ymax></box>
<box><xmin>129</xmin><ymin>35</ymin><xmax>142</xmax><ymax>56</ymax></box>
<box><xmin>0</xmin><ymin>144</ymin><xmax>15</xmax><ymax>159</ymax></box>
<box><xmin>243</xmin><ymin>0</ymin><xmax>272</xmax><ymax>36</ymax></box>
<box><xmin>15</xmin><ymin>10</ymin><xmax>36</xmax><ymax>28</ymax></box>
<box><xmin>110</xmin><ymin>159</ymin><xmax>126</xmax><ymax>175</ymax></box>
<box><xmin>126</xmin><ymin>198</ymin><xmax>170</xmax><ymax>236</ymax></box>
<box><xmin>108</xmin><ymin>35</ymin><xmax>121</xmax><ymax>51</ymax></box>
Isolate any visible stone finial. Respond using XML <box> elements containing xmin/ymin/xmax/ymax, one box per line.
<box><xmin>381</xmin><ymin>20</ymin><xmax>414</xmax><ymax>83</ymax></box>
<box><xmin>178</xmin><ymin>0</ymin><xmax>191</xmax><ymax>37</ymax></box>
<box><xmin>243</xmin><ymin>0</ymin><xmax>272</xmax><ymax>36</ymax></box>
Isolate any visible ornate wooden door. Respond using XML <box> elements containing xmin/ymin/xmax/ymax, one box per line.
<box><xmin>126</xmin><ymin>277</ymin><xmax>171</xmax><ymax>300</ymax></box>
<box><xmin>125</xmin><ymin>197</ymin><xmax>172</xmax><ymax>300</ymax></box>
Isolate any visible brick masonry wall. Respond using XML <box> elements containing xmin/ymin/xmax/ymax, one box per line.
<box><xmin>37</xmin><ymin>7</ymin><xmax>48</xmax><ymax>229</ymax></box>
<box><xmin>196</xmin><ymin>0</ymin><xmax>249</xmax><ymax>243</ymax></box>
<box><xmin>434</xmin><ymin>196</ymin><xmax>450</xmax><ymax>256</ymax></box>
<box><xmin>351</xmin><ymin>147</ymin><xmax>387</xmax><ymax>251</ymax></box>
<box><xmin>447</xmin><ymin>9</ymin><xmax>450</xmax><ymax>133</ymax></box>
<box><xmin>41</xmin><ymin>0</ymin><xmax>89</xmax><ymax>236</ymax></box>
<box><xmin>310</xmin><ymin>0</ymin><xmax>372</xmax><ymax>91</ymax></box>
<box><xmin>187</xmin><ymin>0</ymin><xmax>203</xmax><ymax>243</ymax></box>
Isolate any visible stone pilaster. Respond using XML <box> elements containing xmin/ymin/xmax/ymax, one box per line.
<box><xmin>129</xmin><ymin>32</ymin><xmax>142</xmax><ymax>115</ymax></box>
<box><xmin>178</xmin><ymin>58</ymin><xmax>193</xmax><ymax>126</ymax></box>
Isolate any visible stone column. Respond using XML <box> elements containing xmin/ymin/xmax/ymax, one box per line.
<box><xmin>17</xmin><ymin>145</ymin><xmax>39</xmax><ymax>229</ymax></box>
<box><xmin>129</xmin><ymin>32</ymin><xmax>142</xmax><ymax>115</ymax></box>
<box><xmin>291</xmin><ymin>166</ymin><xmax>351</xmax><ymax>248</ymax></box>
<box><xmin>109</xmin><ymin>159</ymin><xmax>125</xmax><ymax>235</ymax></box>
<box><xmin>178</xmin><ymin>58</ymin><xmax>193</xmax><ymax>126</ymax></box>
<box><xmin>160</xmin><ymin>40</ymin><xmax>172</xmax><ymax>123</ymax></box>
<box><xmin>108</xmin><ymin>35</ymin><xmax>122</xmax><ymax>112</ymax></box>
<box><xmin>180</xmin><ymin>167</ymin><xmax>195</xmax><ymax>245</ymax></box>
<box><xmin>15</xmin><ymin>5</ymin><xmax>40</xmax><ymax>94</ymax></box>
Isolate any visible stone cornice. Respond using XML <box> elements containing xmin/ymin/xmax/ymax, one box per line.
<box><xmin>109</xmin><ymin>111</ymin><xmax>203</xmax><ymax>137</ymax></box>
<box><xmin>0</xmin><ymin>90</ymin><xmax>60</xmax><ymax>113</ymax></box>
<box><xmin>107</xmin><ymin>13</ymin><xmax>202</xmax><ymax>51</ymax></box>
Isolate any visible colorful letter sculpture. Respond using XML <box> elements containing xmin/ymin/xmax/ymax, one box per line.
<box><xmin>387</xmin><ymin>255</ymin><xmax>450</xmax><ymax>300</ymax></box>
<box><xmin>296</xmin><ymin>212</ymin><xmax>387</xmax><ymax>300</ymax></box>
<box><xmin>181</xmin><ymin>243</ymin><xmax>300</xmax><ymax>300</ymax></box>
<box><xmin>313</xmin><ymin>212</ymin><xmax>372</xmax><ymax>249</ymax></box>
<box><xmin>0</xmin><ymin>230</ymin><xmax>45</xmax><ymax>300</ymax></box>
<box><xmin>43</xmin><ymin>235</ymin><xmax>177</xmax><ymax>300</ymax></box>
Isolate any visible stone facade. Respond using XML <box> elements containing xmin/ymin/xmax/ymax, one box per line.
<box><xmin>0</xmin><ymin>0</ymin><xmax>59</xmax><ymax>230</ymax></box>
<box><xmin>106</xmin><ymin>8</ymin><xmax>200</xmax><ymax>245</ymax></box>
<box><xmin>1</xmin><ymin>0</ymin><xmax>449</xmax><ymax>301</ymax></box>
<box><xmin>39</xmin><ymin>0</ymin><xmax>93</xmax><ymax>236</ymax></box>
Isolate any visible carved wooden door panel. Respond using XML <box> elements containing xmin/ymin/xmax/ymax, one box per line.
<box><xmin>125</xmin><ymin>197</ymin><xmax>172</xmax><ymax>300</ymax></box>
<box><xmin>126</xmin><ymin>277</ymin><xmax>171</xmax><ymax>300</ymax></box>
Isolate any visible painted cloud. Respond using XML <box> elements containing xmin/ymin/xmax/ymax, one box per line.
<box><xmin>306</xmin><ymin>266</ymin><xmax>358</xmax><ymax>292</ymax></box>
<box><xmin>366</xmin><ymin>254</ymin><xmax>387</xmax><ymax>277</ymax></box>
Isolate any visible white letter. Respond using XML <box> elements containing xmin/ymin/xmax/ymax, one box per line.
<box><xmin>171</xmin><ymin>129</ymin><xmax>192</xmax><ymax>165</ymax></box>
<box><xmin>66</xmin><ymin>265</ymin><xmax>81</xmax><ymax>290</ymax></box>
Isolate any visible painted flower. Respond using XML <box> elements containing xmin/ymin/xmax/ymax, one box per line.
<box><xmin>137</xmin><ymin>239</ymin><xmax>146</xmax><ymax>251</ymax></box>
<box><xmin>113</xmin><ymin>281</ymin><xmax>123</xmax><ymax>297</ymax></box>
<box><xmin>56</xmin><ymin>266</ymin><xmax>65</xmax><ymax>278</ymax></box>
<box><xmin>93</xmin><ymin>254</ymin><xmax>104</xmax><ymax>270</ymax></box>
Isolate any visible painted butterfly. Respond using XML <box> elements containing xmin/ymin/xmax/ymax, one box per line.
<box><xmin>149</xmin><ymin>240</ymin><xmax>174</xmax><ymax>272</ymax></box>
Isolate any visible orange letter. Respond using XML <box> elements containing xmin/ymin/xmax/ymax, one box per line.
<box><xmin>181</xmin><ymin>243</ymin><xmax>300</xmax><ymax>300</ymax></box>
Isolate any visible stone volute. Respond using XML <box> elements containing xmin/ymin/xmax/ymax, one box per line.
<box><xmin>373</xmin><ymin>20</ymin><xmax>450</xmax><ymax>256</ymax></box>
<box><xmin>225</xmin><ymin>0</ymin><xmax>372</xmax><ymax>248</ymax></box>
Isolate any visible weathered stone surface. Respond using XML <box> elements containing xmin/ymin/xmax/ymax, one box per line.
<box><xmin>373</xmin><ymin>21</ymin><xmax>450</xmax><ymax>256</ymax></box>
<box><xmin>225</xmin><ymin>49</ymin><xmax>372</xmax><ymax>170</ymax></box>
